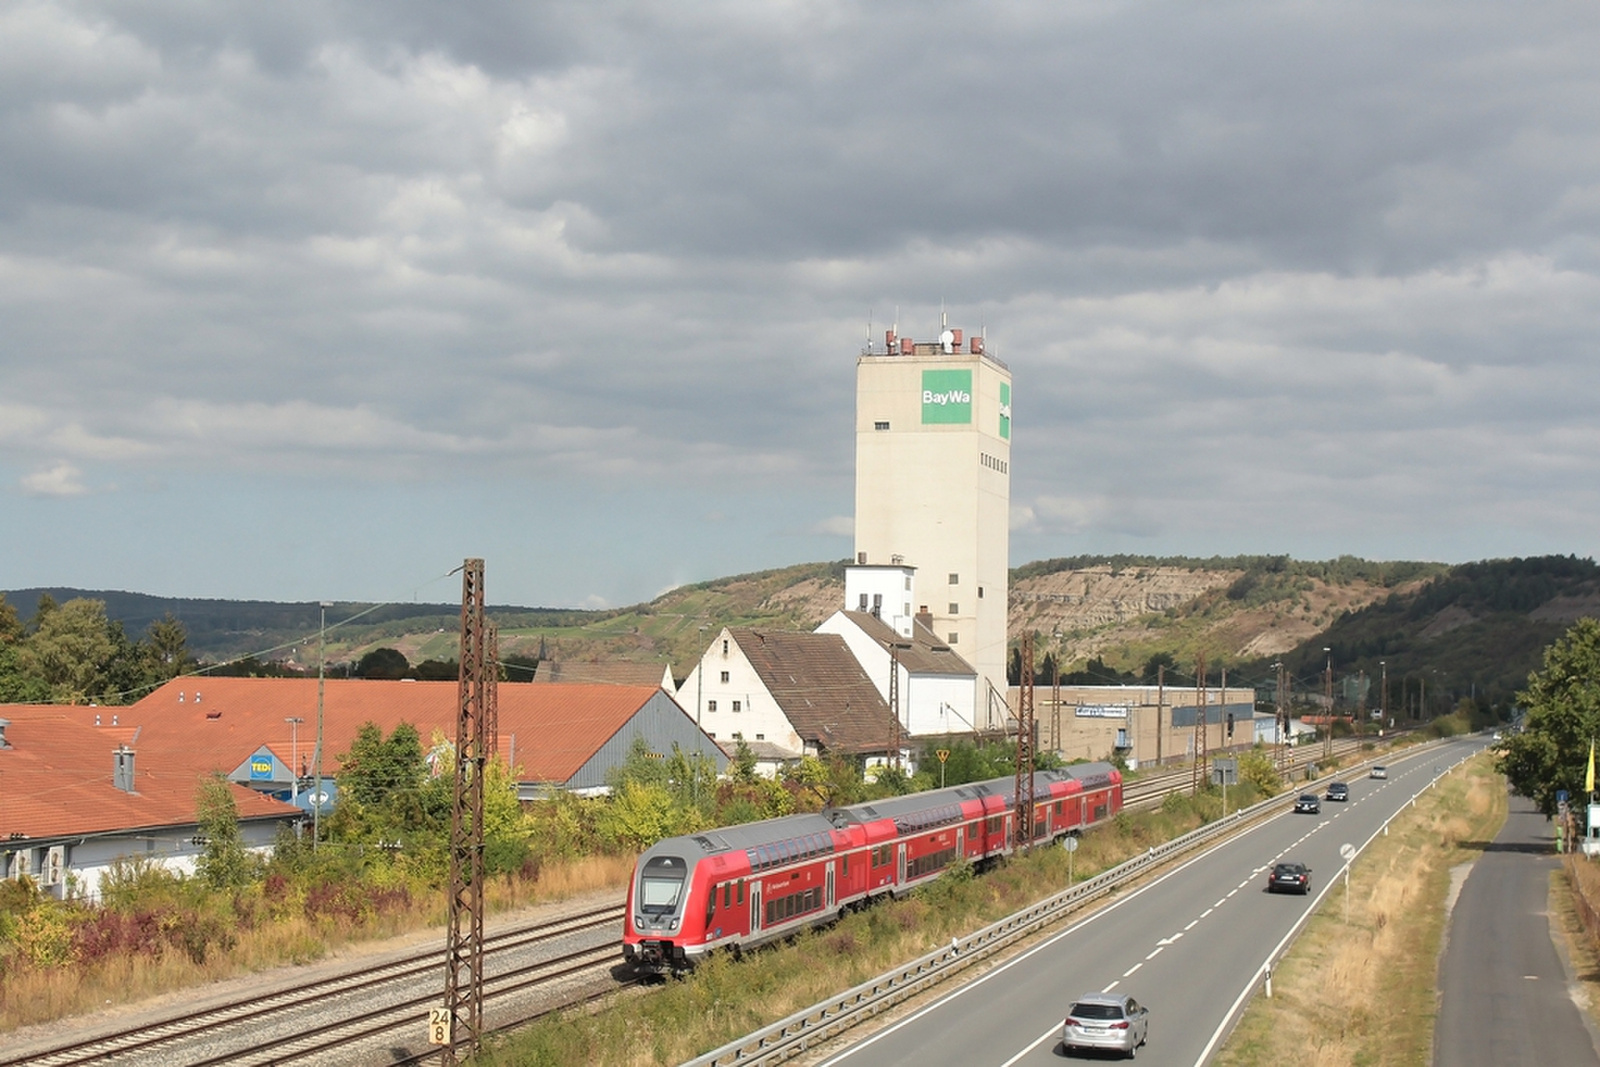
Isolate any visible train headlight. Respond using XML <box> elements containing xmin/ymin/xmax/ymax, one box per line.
<box><xmin>634</xmin><ymin>916</ymin><xmax>644</xmax><ymax>931</ymax></box>
<box><xmin>669</xmin><ymin>918</ymin><xmax>679</xmax><ymax>931</ymax></box>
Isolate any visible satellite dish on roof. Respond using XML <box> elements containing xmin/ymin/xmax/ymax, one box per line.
<box><xmin>940</xmin><ymin>329</ymin><xmax>955</xmax><ymax>353</ymax></box>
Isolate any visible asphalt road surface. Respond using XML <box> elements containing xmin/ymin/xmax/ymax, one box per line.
<box><xmin>812</xmin><ymin>737</ymin><xmax>1486</xmax><ymax>1067</ymax></box>
<box><xmin>1433</xmin><ymin>794</ymin><xmax>1600</xmax><ymax>1066</ymax></box>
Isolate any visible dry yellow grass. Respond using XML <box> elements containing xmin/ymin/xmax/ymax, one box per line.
<box><xmin>0</xmin><ymin>854</ymin><xmax>637</xmax><ymax>1031</ymax></box>
<box><xmin>1216</xmin><ymin>755</ymin><xmax>1506</xmax><ymax>1067</ymax></box>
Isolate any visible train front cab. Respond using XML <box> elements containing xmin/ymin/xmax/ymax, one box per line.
<box><xmin>623</xmin><ymin>852</ymin><xmax>695</xmax><ymax>975</ymax></box>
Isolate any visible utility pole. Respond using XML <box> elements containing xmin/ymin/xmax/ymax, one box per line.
<box><xmin>443</xmin><ymin>558</ymin><xmax>494</xmax><ymax>1066</ymax></box>
<box><xmin>1013</xmin><ymin>633</ymin><xmax>1036</xmax><ymax>852</ymax></box>
<box><xmin>1323</xmin><ymin>647</ymin><xmax>1333</xmax><ymax>762</ymax></box>
<box><xmin>1380</xmin><ymin>660</ymin><xmax>1388</xmax><ymax>726</ymax></box>
<box><xmin>1156</xmin><ymin>664</ymin><xmax>1165</xmax><ymax>766</ymax></box>
<box><xmin>1274</xmin><ymin>662</ymin><xmax>1287</xmax><ymax>772</ymax></box>
<box><xmin>888</xmin><ymin>641</ymin><xmax>904</xmax><ymax>771</ymax></box>
<box><xmin>312</xmin><ymin>600</ymin><xmax>331</xmax><ymax>850</ymax></box>
<box><xmin>1193</xmin><ymin>652</ymin><xmax>1208</xmax><ymax>795</ymax></box>
<box><xmin>1051</xmin><ymin>653</ymin><xmax>1061</xmax><ymax>757</ymax></box>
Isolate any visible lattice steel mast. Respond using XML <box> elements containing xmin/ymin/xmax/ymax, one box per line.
<box><xmin>1192</xmin><ymin>652</ymin><xmax>1208</xmax><ymax>794</ymax></box>
<box><xmin>1013</xmin><ymin>632</ymin><xmax>1036</xmax><ymax>851</ymax></box>
<box><xmin>443</xmin><ymin>558</ymin><xmax>495</xmax><ymax>1066</ymax></box>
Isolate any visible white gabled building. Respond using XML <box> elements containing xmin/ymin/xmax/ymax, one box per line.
<box><xmin>676</xmin><ymin>628</ymin><xmax>899</xmax><ymax>775</ymax></box>
<box><xmin>815</xmin><ymin>607</ymin><xmax>979</xmax><ymax>740</ymax></box>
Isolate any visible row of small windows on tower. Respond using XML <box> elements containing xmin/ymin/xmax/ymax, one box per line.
<box><xmin>980</xmin><ymin>452</ymin><xmax>1007</xmax><ymax>474</ymax></box>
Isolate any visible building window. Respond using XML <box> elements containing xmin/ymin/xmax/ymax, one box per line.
<box><xmin>948</xmin><ymin>633</ymin><xmax>959</xmax><ymax>644</ymax></box>
<box><xmin>948</xmin><ymin>603</ymin><xmax>959</xmax><ymax>614</ymax></box>
<box><xmin>720</xmin><ymin>671</ymin><xmax>730</xmax><ymax>683</ymax></box>
<box><xmin>756</xmin><ymin>733</ymin><xmax>765</xmax><ymax>740</ymax></box>
<box><xmin>978</xmin><ymin>586</ymin><xmax>984</xmax><ymax>599</ymax></box>
<box><xmin>707</xmin><ymin>700</ymin><xmax>717</xmax><ymax>712</ymax></box>
<box><xmin>732</xmin><ymin>700</ymin><xmax>742</xmax><ymax>712</ymax></box>
<box><xmin>733</xmin><ymin>732</ymin><xmax>744</xmax><ymax>741</ymax></box>
<box><xmin>948</xmin><ymin>573</ymin><xmax>959</xmax><ymax>585</ymax></box>
<box><xmin>904</xmin><ymin>576</ymin><xmax>911</xmax><ymax>590</ymax></box>
<box><xmin>874</xmin><ymin>420</ymin><xmax>890</xmax><ymax>430</ymax></box>
<box><xmin>722</xmin><ymin>639</ymin><xmax>729</xmax><ymax>655</ymax></box>
<box><xmin>707</xmin><ymin>732</ymin><xmax>716</xmax><ymax>739</ymax></box>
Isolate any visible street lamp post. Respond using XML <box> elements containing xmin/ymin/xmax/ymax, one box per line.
<box><xmin>285</xmin><ymin>716</ymin><xmax>304</xmax><ymax>802</ymax></box>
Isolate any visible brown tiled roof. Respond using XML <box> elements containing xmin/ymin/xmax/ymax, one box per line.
<box><xmin>533</xmin><ymin>661</ymin><xmax>668</xmax><ymax>688</ymax></box>
<box><xmin>79</xmin><ymin>678</ymin><xmax>672</xmax><ymax>787</ymax></box>
<box><xmin>839</xmin><ymin>611</ymin><xmax>977</xmax><ymax>677</ymax></box>
<box><xmin>728</xmin><ymin>629</ymin><xmax>897</xmax><ymax>755</ymax></box>
<box><xmin>0</xmin><ymin>707</ymin><xmax>298</xmax><ymax>840</ymax></box>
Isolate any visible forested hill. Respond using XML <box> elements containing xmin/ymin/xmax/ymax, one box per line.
<box><xmin>5</xmin><ymin>554</ymin><xmax>1597</xmax><ymax>716</ymax></box>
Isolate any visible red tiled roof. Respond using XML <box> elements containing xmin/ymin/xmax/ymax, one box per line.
<box><xmin>728</xmin><ymin>629</ymin><xmax>897</xmax><ymax>755</ymax></box>
<box><xmin>99</xmin><ymin>678</ymin><xmax>670</xmax><ymax>786</ymax></box>
<box><xmin>0</xmin><ymin>707</ymin><xmax>297</xmax><ymax>840</ymax></box>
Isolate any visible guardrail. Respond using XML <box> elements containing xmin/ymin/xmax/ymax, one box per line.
<box><xmin>682</xmin><ymin>736</ymin><xmax>1461</xmax><ymax>1067</ymax></box>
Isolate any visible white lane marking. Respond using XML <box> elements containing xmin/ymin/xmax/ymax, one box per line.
<box><xmin>1201</xmin><ymin>908</ymin><xmax>1214</xmax><ymax>918</ymax></box>
<box><xmin>997</xmin><ymin>1027</ymin><xmax>1058</xmax><ymax>1067</ymax></box>
<box><xmin>1214</xmin><ymin>898</ymin><xmax>1227</xmax><ymax>908</ymax></box>
<box><xmin>1157</xmin><ymin>932</ymin><xmax>1183</xmax><ymax>946</ymax></box>
<box><xmin>1227</xmin><ymin>888</ymin><xmax>1239</xmax><ymax>897</ymax></box>
<box><xmin>1184</xmin><ymin>919</ymin><xmax>1199</xmax><ymax>931</ymax></box>
<box><xmin>1102</xmin><ymin>980</ymin><xmax>1119</xmax><ymax>993</ymax></box>
<box><xmin>1237</xmin><ymin>879</ymin><xmax>1250</xmax><ymax>889</ymax></box>
<box><xmin>1145</xmin><ymin>946</ymin><xmax>1164</xmax><ymax>960</ymax></box>
<box><xmin>1124</xmin><ymin>963</ymin><xmax>1143</xmax><ymax>977</ymax></box>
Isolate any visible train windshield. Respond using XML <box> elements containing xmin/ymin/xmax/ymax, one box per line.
<box><xmin>639</xmin><ymin>855</ymin><xmax>688</xmax><ymax>915</ymax></box>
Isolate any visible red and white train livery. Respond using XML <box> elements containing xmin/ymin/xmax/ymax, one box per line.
<box><xmin>622</xmin><ymin>763</ymin><xmax>1122</xmax><ymax>975</ymax></box>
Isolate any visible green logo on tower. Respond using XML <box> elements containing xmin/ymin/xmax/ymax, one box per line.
<box><xmin>921</xmin><ymin>369</ymin><xmax>973</xmax><ymax>424</ymax></box>
<box><xmin>999</xmin><ymin>382</ymin><xmax>1011</xmax><ymax>440</ymax></box>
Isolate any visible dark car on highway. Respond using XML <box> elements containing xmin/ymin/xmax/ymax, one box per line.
<box><xmin>1294</xmin><ymin>793</ymin><xmax>1321</xmax><ymax>814</ymax></box>
<box><xmin>1268</xmin><ymin>862</ymin><xmax>1312</xmax><ymax>894</ymax></box>
<box><xmin>1325</xmin><ymin>782</ymin><xmax>1349</xmax><ymax>802</ymax></box>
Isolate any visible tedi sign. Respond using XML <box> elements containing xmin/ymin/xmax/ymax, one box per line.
<box><xmin>921</xmin><ymin>369</ymin><xmax>973</xmax><ymax>424</ymax></box>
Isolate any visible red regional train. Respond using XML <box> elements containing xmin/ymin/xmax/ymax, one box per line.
<box><xmin>622</xmin><ymin>763</ymin><xmax>1122</xmax><ymax>975</ymax></box>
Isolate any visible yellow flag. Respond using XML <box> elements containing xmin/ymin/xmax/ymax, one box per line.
<box><xmin>1587</xmin><ymin>740</ymin><xmax>1595</xmax><ymax>794</ymax></box>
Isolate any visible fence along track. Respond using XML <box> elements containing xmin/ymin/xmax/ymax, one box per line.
<box><xmin>1</xmin><ymin>904</ymin><xmax>622</xmax><ymax>1067</ymax></box>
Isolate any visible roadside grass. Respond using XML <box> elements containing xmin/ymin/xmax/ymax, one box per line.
<box><xmin>1215</xmin><ymin>754</ymin><xmax>1506</xmax><ymax>1067</ymax></box>
<box><xmin>0</xmin><ymin>853</ymin><xmax>635</xmax><ymax>1031</ymax></box>
<box><xmin>1554</xmin><ymin>854</ymin><xmax>1600</xmax><ymax>1036</ymax></box>
<box><xmin>474</xmin><ymin>782</ymin><xmax>1284</xmax><ymax>1067</ymax></box>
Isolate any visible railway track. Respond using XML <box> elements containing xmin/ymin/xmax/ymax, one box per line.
<box><xmin>11</xmin><ymin>735</ymin><xmax>1397</xmax><ymax>1065</ymax></box>
<box><xmin>1</xmin><ymin>904</ymin><xmax>625</xmax><ymax>1067</ymax></box>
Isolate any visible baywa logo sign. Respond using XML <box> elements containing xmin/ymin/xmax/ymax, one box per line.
<box><xmin>921</xmin><ymin>369</ymin><xmax>973</xmax><ymax>424</ymax></box>
<box><xmin>999</xmin><ymin>382</ymin><xmax>1011</xmax><ymax>440</ymax></box>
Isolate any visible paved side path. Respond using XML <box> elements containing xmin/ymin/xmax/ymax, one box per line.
<box><xmin>1434</xmin><ymin>794</ymin><xmax>1600</xmax><ymax>1066</ymax></box>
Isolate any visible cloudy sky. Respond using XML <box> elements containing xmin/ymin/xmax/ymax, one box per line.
<box><xmin>3</xmin><ymin>1</ymin><xmax>1599</xmax><ymax>610</ymax></box>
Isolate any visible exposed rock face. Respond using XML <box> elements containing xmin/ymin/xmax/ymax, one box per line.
<box><xmin>1011</xmin><ymin>566</ymin><xmax>1240</xmax><ymax>630</ymax></box>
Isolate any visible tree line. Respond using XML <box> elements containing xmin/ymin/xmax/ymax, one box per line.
<box><xmin>0</xmin><ymin>594</ymin><xmax>194</xmax><ymax>705</ymax></box>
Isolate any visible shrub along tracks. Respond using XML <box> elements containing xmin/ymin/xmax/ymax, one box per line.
<box><xmin>0</xmin><ymin>903</ymin><xmax>625</xmax><ymax>1067</ymax></box>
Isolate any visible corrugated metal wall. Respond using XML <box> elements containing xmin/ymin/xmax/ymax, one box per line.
<box><xmin>567</xmin><ymin>690</ymin><xmax>729</xmax><ymax>792</ymax></box>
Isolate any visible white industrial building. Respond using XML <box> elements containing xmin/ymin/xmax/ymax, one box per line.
<box><xmin>854</xmin><ymin>320</ymin><xmax>1012</xmax><ymax>724</ymax></box>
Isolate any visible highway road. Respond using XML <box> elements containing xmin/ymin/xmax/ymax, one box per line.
<box><xmin>813</xmin><ymin>736</ymin><xmax>1489</xmax><ymax>1067</ymax></box>
<box><xmin>1434</xmin><ymin>794</ymin><xmax>1600</xmax><ymax>1066</ymax></box>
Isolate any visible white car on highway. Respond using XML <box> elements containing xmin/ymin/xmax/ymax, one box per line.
<box><xmin>1062</xmin><ymin>992</ymin><xmax>1149</xmax><ymax>1058</ymax></box>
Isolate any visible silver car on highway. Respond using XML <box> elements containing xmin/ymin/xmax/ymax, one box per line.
<box><xmin>1062</xmin><ymin>992</ymin><xmax>1149</xmax><ymax>1058</ymax></box>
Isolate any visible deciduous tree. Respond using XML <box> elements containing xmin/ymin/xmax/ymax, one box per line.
<box><xmin>1496</xmin><ymin>618</ymin><xmax>1600</xmax><ymax>816</ymax></box>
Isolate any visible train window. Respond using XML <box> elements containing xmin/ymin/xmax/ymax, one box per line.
<box><xmin>723</xmin><ymin>883</ymin><xmax>732</xmax><ymax>909</ymax></box>
<box><xmin>737</xmin><ymin>880</ymin><xmax>745</xmax><ymax>905</ymax></box>
<box><xmin>706</xmin><ymin>886</ymin><xmax>717</xmax><ymax>925</ymax></box>
<box><xmin>842</xmin><ymin>854</ymin><xmax>849</xmax><ymax>876</ymax></box>
<box><xmin>639</xmin><ymin>858</ymin><xmax>687</xmax><ymax>915</ymax></box>
<box><xmin>1054</xmin><ymin>801</ymin><xmax>1063</xmax><ymax>816</ymax></box>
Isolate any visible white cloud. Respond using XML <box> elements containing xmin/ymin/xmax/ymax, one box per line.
<box><xmin>20</xmin><ymin>460</ymin><xmax>89</xmax><ymax>497</ymax></box>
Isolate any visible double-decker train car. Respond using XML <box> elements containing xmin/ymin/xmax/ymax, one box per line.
<box><xmin>622</xmin><ymin>762</ymin><xmax>1121</xmax><ymax>975</ymax></box>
